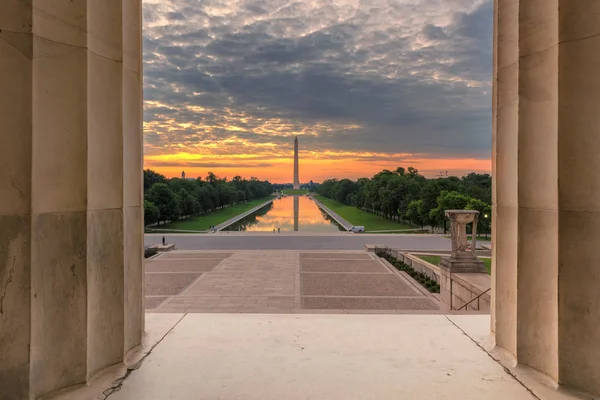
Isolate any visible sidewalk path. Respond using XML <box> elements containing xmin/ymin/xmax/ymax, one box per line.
<box><xmin>214</xmin><ymin>198</ymin><xmax>275</xmax><ymax>232</ymax></box>
<box><xmin>310</xmin><ymin>196</ymin><xmax>353</xmax><ymax>231</ymax></box>
<box><xmin>144</xmin><ymin>233</ymin><xmax>452</xmax><ymax>251</ymax></box>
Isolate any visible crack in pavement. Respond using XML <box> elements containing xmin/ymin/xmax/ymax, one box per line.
<box><xmin>444</xmin><ymin>315</ymin><xmax>540</xmax><ymax>400</ymax></box>
<box><xmin>102</xmin><ymin>313</ymin><xmax>188</xmax><ymax>398</ymax></box>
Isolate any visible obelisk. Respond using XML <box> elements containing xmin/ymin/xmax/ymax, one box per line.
<box><xmin>293</xmin><ymin>136</ymin><xmax>300</xmax><ymax>189</ymax></box>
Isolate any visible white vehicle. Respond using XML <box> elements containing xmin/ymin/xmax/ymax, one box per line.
<box><xmin>350</xmin><ymin>226</ymin><xmax>365</xmax><ymax>233</ymax></box>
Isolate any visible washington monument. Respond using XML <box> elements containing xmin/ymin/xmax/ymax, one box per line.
<box><xmin>293</xmin><ymin>136</ymin><xmax>300</xmax><ymax>189</ymax></box>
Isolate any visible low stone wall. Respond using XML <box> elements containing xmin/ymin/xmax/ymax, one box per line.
<box><xmin>402</xmin><ymin>253</ymin><xmax>441</xmax><ymax>283</ymax></box>
<box><xmin>439</xmin><ymin>270</ymin><xmax>490</xmax><ymax>312</ymax></box>
<box><xmin>372</xmin><ymin>245</ymin><xmax>490</xmax><ymax>313</ymax></box>
<box><xmin>148</xmin><ymin>243</ymin><xmax>176</xmax><ymax>252</ymax></box>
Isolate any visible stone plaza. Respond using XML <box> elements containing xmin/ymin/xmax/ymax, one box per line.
<box><xmin>144</xmin><ymin>250</ymin><xmax>439</xmax><ymax>313</ymax></box>
<box><xmin>2</xmin><ymin>1</ymin><xmax>600</xmax><ymax>399</ymax></box>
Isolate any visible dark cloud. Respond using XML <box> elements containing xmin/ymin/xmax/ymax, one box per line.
<box><xmin>165</xmin><ymin>11</ymin><xmax>186</xmax><ymax>21</ymax></box>
<box><xmin>143</xmin><ymin>0</ymin><xmax>493</xmax><ymax>160</ymax></box>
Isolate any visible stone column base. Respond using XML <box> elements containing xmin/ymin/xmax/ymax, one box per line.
<box><xmin>440</xmin><ymin>256</ymin><xmax>486</xmax><ymax>273</ymax></box>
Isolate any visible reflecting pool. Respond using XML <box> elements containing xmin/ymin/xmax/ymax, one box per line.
<box><xmin>223</xmin><ymin>195</ymin><xmax>345</xmax><ymax>232</ymax></box>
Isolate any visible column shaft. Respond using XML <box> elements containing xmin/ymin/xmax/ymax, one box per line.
<box><xmin>490</xmin><ymin>0</ymin><xmax>498</xmax><ymax>334</ymax></box>
<box><xmin>556</xmin><ymin>0</ymin><xmax>600</xmax><ymax>392</ymax></box>
<box><xmin>30</xmin><ymin>1</ymin><xmax>89</xmax><ymax>395</ymax></box>
<box><xmin>0</xmin><ymin>1</ymin><xmax>144</xmax><ymax>398</ymax></box>
<box><xmin>122</xmin><ymin>0</ymin><xmax>144</xmax><ymax>354</ymax></box>
<box><xmin>516</xmin><ymin>0</ymin><xmax>559</xmax><ymax>379</ymax></box>
<box><xmin>0</xmin><ymin>1</ymin><xmax>33</xmax><ymax>399</ymax></box>
<box><xmin>494</xmin><ymin>0</ymin><xmax>600</xmax><ymax>394</ymax></box>
<box><xmin>86</xmin><ymin>0</ymin><xmax>125</xmax><ymax>379</ymax></box>
<box><xmin>493</xmin><ymin>0</ymin><xmax>519</xmax><ymax>355</ymax></box>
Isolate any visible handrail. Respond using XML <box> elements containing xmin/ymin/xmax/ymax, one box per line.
<box><xmin>457</xmin><ymin>288</ymin><xmax>491</xmax><ymax>311</ymax></box>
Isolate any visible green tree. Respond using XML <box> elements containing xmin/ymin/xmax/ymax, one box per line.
<box><xmin>236</xmin><ymin>190</ymin><xmax>246</xmax><ymax>203</ymax></box>
<box><xmin>459</xmin><ymin>173</ymin><xmax>492</xmax><ymax>203</ymax></box>
<box><xmin>334</xmin><ymin>179</ymin><xmax>357</xmax><ymax>204</ymax></box>
<box><xmin>143</xmin><ymin>169</ymin><xmax>166</xmax><ymax>191</ymax></box>
<box><xmin>431</xmin><ymin>190</ymin><xmax>472</xmax><ymax>234</ymax></box>
<box><xmin>206</xmin><ymin>172</ymin><xmax>219</xmax><ymax>187</ymax></box>
<box><xmin>218</xmin><ymin>183</ymin><xmax>234</xmax><ymax>208</ymax></box>
<box><xmin>466</xmin><ymin>198</ymin><xmax>492</xmax><ymax>238</ymax></box>
<box><xmin>198</xmin><ymin>185</ymin><xmax>218</xmax><ymax>212</ymax></box>
<box><xmin>406</xmin><ymin>199</ymin><xmax>426</xmax><ymax>230</ymax></box>
<box><xmin>143</xmin><ymin>200</ymin><xmax>159</xmax><ymax>226</ymax></box>
<box><xmin>179</xmin><ymin>189</ymin><xmax>200</xmax><ymax>217</ymax></box>
<box><xmin>146</xmin><ymin>183</ymin><xmax>180</xmax><ymax>225</ymax></box>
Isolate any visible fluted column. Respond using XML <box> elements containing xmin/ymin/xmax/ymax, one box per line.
<box><xmin>515</xmin><ymin>0</ymin><xmax>559</xmax><ymax>380</ymax></box>
<box><xmin>490</xmin><ymin>0</ymin><xmax>498</xmax><ymax>334</ymax></box>
<box><xmin>0</xmin><ymin>1</ymin><xmax>33</xmax><ymax>399</ymax></box>
<box><xmin>0</xmin><ymin>1</ymin><xmax>143</xmax><ymax>398</ymax></box>
<box><xmin>30</xmin><ymin>1</ymin><xmax>90</xmax><ymax>395</ymax></box>
<box><xmin>494</xmin><ymin>0</ymin><xmax>600</xmax><ymax>394</ymax></box>
<box><xmin>556</xmin><ymin>1</ymin><xmax>600</xmax><ymax>391</ymax></box>
<box><xmin>86</xmin><ymin>0</ymin><xmax>126</xmax><ymax>379</ymax></box>
<box><xmin>493</xmin><ymin>0</ymin><xmax>519</xmax><ymax>355</ymax></box>
<box><xmin>122</xmin><ymin>0</ymin><xmax>145</xmax><ymax>353</ymax></box>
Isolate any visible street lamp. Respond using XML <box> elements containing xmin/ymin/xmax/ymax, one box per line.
<box><xmin>484</xmin><ymin>213</ymin><xmax>489</xmax><ymax>240</ymax></box>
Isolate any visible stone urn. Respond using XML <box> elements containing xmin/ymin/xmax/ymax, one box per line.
<box><xmin>439</xmin><ymin>210</ymin><xmax>486</xmax><ymax>273</ymax></box>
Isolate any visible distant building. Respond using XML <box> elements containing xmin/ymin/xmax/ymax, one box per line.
<box><xmin>181</xmin><ymin>171</ymin><xmax>186</xmax><ymax>179</ymax></box>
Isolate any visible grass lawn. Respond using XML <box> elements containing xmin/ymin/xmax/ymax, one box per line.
<box><xmin>281</xmin><ymin>189</ymin><xmax>309</xmax><ymax>195</ymax></box>
<box><xmin>155</xmin><ymin>196</ymin><xmax>273</xmax><ymax>231</ymax></box>
<box><xmin>314</xmin><ymin>195</ymin><xmax>412</xmax><ymax>231</ymax></box>
<box><xmin>416</xmin><ymin>254</ymin><xmax>492</xmax><ymax>275</ymax></box>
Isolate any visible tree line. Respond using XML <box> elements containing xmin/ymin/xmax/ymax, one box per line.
<box><xmin>144</xmin><ymin>169</ymin><xmax>273</xmax><ymax>226</ymax></box>
<box><xmin>316</xmin><ymin>167</ymin><xmax>492</xmax><ymax>235</ymax></box>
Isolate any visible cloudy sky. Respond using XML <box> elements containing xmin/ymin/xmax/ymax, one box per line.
<box><xmin>143</xmin><ymin>0</ymin><xmax>493</xmax><ymax>182</ymax></box>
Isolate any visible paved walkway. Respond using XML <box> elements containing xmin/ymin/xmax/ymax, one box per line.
<box><xmin>145</xmin><ymin>233</ymin><xmax>452</xmax><ymax>251</ymax></box>
<box><xmin>310</xmin><ymin>196</ymin><xmax>353</xmax><ymax>231</ymax></box>
<box><xmin>145</xmin><ymin>250</ymin><xmax>439</xmax><ymax>313</ymax></box>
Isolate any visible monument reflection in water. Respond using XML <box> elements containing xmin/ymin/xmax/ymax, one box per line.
<box><xmin>223</xmin><ymin>196</ymin><xmax>345</xmax><ymax>232</ymax></box>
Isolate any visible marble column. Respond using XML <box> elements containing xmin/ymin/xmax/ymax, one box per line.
<box><xmin>493</xmin><ymin>0</ymin><xmax>519</xmax><ymax>356</ymax></box>
<box><xmin>0</xmin><ymin>2</ymin><xmax>33</xmax><ymax>399</ymax></box>
<box><xmin>493</xmin><ymin>0</ymin><xmax>600</xmax><ymax>394</ymax></box>
<box><xmin>0</xmin><ymin>1</ymin><xmax>144</xmax><ymax>399</ymax></box>
<box><xmin>122</xmin><ymin>0</ymin><xmax>145</xmax><ymax>358</ymax></box>
<box><xmin>515</xmin><ymin>0</ymin><xmax>559</xmax><ymax>381</ymax></box>
<box><xmin>490</xmin><ymin>0</ymin><xmax>499</xmax><ymax>334</ymax></box>
<box><xmin>556</xmin><ymin>1</ymin><xmax>600</xmax><ymax>391</ymax></box>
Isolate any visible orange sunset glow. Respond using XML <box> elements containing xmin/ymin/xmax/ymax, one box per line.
<box><xmin>144</xmin><ymin>147</ymin><xmax>491</xmax><ymax>182</ymax></box>
<box><xmin>143</xmin><ymin>0</ymin><xmax>493</xmax><ymax>182</ymax></box>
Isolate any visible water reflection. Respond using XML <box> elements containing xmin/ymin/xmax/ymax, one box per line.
<box><xmin>225</xmin><ymin>202</ymin><xmax>273</xmax><ymax>231</ymax></box>
<box><xmin>294</xmin><ymin>196</ymin><xmax>299</xmax><ymax>231</ymax></box>
<box><xmin>223</xmin><ymin>195</ymin><xmax>345</xmax><ymax>232</ymax></box>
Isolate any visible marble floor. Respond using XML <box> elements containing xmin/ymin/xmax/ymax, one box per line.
<box><xmin>48</xmin><ymin>252</ymin><xmax>586</xmax><ymax>400</ymax></box>
<box><xmin>106</xmin><ymin>314</ymin><xmax>537</xmax><ymax>400</ymax></box>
